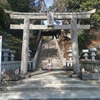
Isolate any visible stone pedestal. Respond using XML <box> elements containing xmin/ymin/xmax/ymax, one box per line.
<box><xmin>80</xmin><ymin>73</ymin><xmax>100</xmax><ymax>80</ymax></box>
<box><xmin>89</xmin><ymin>48</ymin><xmax>97</xmax><ymax>61</ymax></box>
<box><xmin>2</xmin><ymin>49</ymin><xmax>10</xmax><ymax>61</ymax></box>
<box><xmin>2</xmin><ymin>74</ymin><xmax>20</xmax><ymax>81</ymax></box>
<box><xmin>68</xmin><ymin>47</ymin><xmax>73</xmax><ymax>61</ymax></box>
<box><xmin>82</xmin><ymin>49</ymin><xmax>89</xmax><ymax>61</ymax></box>
<box><xmin>28</xmin><ymin>50</ymin><xmax>31</xmax><ymax>61</ymax></box>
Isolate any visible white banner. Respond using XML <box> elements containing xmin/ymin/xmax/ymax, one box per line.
<box><xmin>47</xmin><ymin>12</ymin><xmax>54</xmax><ymax>26</ymax></box>
<box><xmin>0</xmin><ymin>36</ymin><xmax>2</xmax><ymax>82</ymax></box>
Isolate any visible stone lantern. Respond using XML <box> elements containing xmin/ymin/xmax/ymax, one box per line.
<box><xmin>28</xmin><ymin>50</ymin><xmax>31</xmax><ymax>61</ymax></box>
<box><xmin>89</xmin><ymin>48</ymin><xmax>97</xmax><ymax>61</ymax></box>
<box><xmin>2</xmin><ymin>49</ymin><xmax>10</xmax><ymax>61</ymax></box>
<box><xmin>67</xmin><ymin>47</ymin><xmax>73</xmax><ymax>67</ymax></box>
<box><xmin>10</xmin><ymin>50</ymin><xmax>16</xmax><ymax>61</ymax></box>
<box><xmin>82</xmin><ymin>49</ymin><xmax>89</xmax><ymax>61</ymax></box>
<box><xmin>62</xmin><ymin>42</ymin><xmax>65</xmax><ymax>51</ymax></box>
<box><xmin>68</xmin><ymin>47</ymin><xmax>73</xmax><ymax>61</ymax></box>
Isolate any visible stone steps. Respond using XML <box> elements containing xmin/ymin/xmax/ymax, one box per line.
<box><xmin>1</xmin><ymin>71</ymin><xmax>100</xmax><ymax>99</ymax></box>
<box><xmin>37</xmin><ymin>39</ymin><xmax>63</xmax><ymax>70</ymax></box>
<box><xmin>30</xmin><ymin>70</ymin><xmax>73</xmax><ymax>78</ymax></box>
<box><xmin>42</xmin><ymin>68</ymin><xmax>64</xmax><ymax>70</ymax></box>
<box><xmin>1</xmin><ymin>90</ymin><xmax>100</xmax><ymax>100</ymax></box>
<box><xmin>1</xmin><ymin>83</ymin><xmax>100</xmax><ymax>91</ymax></box>
<box><xmin>1</xmin><ymin>73</ymin><xmax>100</xmax><ymax>92</ymax></box>
<box><xmin>1</xmin><ymin>78</ymin><xmax>81</xmax><ymax>85</ymax></box>
<box><xmin>1</xmin><ymin>71</ymin><xmax>81</xmax><ymax>85</ymax></box>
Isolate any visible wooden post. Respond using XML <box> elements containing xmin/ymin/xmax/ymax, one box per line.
<box><xmin>71</xmin><ymin>18</ymin><xmax>80</xmax><ymax>74</ymax></box>
<box><xmin>20</xmin><ymin>18</ymin><xmax>30</xmax><ymax>74</ymax></box>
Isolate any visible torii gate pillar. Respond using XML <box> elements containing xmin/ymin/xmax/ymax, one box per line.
<box><xmin>71</xmin><ymin>18</ymin><xmax>80</xmax><ymax>74</ymax></box>
<box><xmin>21</xmin><ymin>18</ymin><xmax>30</xmax><ymax>74</ymax></box>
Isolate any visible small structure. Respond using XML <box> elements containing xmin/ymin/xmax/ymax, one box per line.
<box><xmin>82</xmin><ymin>49</ymin><xmax>89</xmax><ymax>61</ymax></box>
<box><xmin>10</xmin><ymin>50</ymin><xmax>16</xmax><ymax>61</ymax></box>
<box><xmin>2</xmin><ymin>49</ymin><xmax>10</xmax><ymax>61</ymax></box>
<box><xmin>62</xmin><ymin>42</ymin><xmax>65</xmax><ymax>51</ymax></box>
<box><xmin>67</xmin><ymin>47</ymin><xmax>73</xmax><ymax>68</ymax></box>
<box><xmin>89</xmin><ymin>48</ymin><xmax>97</xmax><ymax>61</ymax></box>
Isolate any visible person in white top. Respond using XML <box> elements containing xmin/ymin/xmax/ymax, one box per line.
<box><xmin>47</xmin><ymin>59</ymin><xmax>51</xmax><ymax>71</ymax></box>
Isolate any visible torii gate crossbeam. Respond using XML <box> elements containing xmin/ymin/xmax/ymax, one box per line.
<box><xmin>5</xmin><ymin>9</ymin><xmax>96</xmax><ymax>74</ymax></box>
<box><xmin>10</xmin><ymin>25</ymin><xmax>90</xmax><ymax>30</ymax></box>
<box><xmin>5</xmin><ymin>9</ymin><xmax>95</xmax><ymax>19</ymax></box>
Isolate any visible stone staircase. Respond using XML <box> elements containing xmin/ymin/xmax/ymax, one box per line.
<box><xmin>37</xmin><ymin>38</ymin><xmax>63</xmax><ymax>70</ymax></box>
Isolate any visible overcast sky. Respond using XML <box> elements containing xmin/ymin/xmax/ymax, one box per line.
<box><xmin>44</xmin><ymin>0</ymin><xmax>53</xmax><ymax>8</ymax></box>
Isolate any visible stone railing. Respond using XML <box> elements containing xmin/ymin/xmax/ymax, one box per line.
<box><xmin>80</xmin><ymin>60</ymin><xmax>100</xmax><ymax>72</ymax></box>
<box><xmin>54</xmin><ymin>36</ymin><xmax>63</xmax><ymax>60</ymax></box>
<box><xmin>1</xmin><ymin>61</ymin><xmax>21</xmax><ymax>73</ymax></box>
<box><xmin>1</xmin><ymin>38</ymin><xmax>43</xmax><ymax>73</ymax></box>
<box><xmin>66</xmin><ymin>60</ymin><xmax>73</xmax><ymax>70</ymax></box>
<box><xmin>54</xmin><ymin>36</ymin><xmax>66</xmax><ymax>69</ymax></box>
<box><xmin>1</xmin><ymin>61</ymin><xmax>33</xmax><ymax>73</ymax></box>
<box><xmin>28</xmin><ymin>61</ymin><xmax>33</xmax><ymax>70</ymax></box>
<box><xmin>32</xmin><ymin>38</ymin><xmax>42</xmax><ymax>70</ymax></box>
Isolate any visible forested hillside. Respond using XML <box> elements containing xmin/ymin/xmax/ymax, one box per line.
<box><xmin>51</xmin><ymin>0</ymin><xmax>100</xmax><ymax>58</ymax></box>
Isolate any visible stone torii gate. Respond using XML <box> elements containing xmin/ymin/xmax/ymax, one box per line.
<box><xmin>5</xmin><ymin>9</ymin><xmax>96</xmax><ymax>75</ymax></box>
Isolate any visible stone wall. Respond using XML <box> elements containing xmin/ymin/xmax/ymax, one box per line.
<box><xmin>80</xmin><ymin>60</ymin><xmax>100</xmax><ymax>72</ymax></box>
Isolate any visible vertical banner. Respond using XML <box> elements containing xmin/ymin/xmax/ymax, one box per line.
<box><xmin>47</xmin><ymin>12</ymin><xmax>54</xmax><ymax>26</ymax></box>
<box><xmin>0</xmin><ymin>36</ymin><xmax>2</xmax><ymax>82</ymax></box>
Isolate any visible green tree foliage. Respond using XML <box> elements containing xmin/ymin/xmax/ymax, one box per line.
<box><xmin>78</xmin><ymin>30</ymin><xmax>95</xmax><ymax>56</ymax></box>
<box><xmin>7</xmin><ymin>0</ymin><xmax>30</xmax><ymax>12</ymax></box>
<box><xmin>80</xmin><ymin>0</ymin><xmax>100</xmax><ymax>28</ymax></box>
<box><xmin>0</xmin><ymin>31</ymin><xmax>22</xmax><ymax>50</ymax></box>
<box><xmin>51</xmin><ymin>0</ymin><xmax>81</xmax><ymax>12</ymax></box>
<box><xmin>29</xmin><ymin>0</ymin><xmax>41</xmax><ymax>12</ymax></box>
<box><xmin>0</xmin><ymin>1</ymin><xmax>10</xmax><ymax>30</ymax></box>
